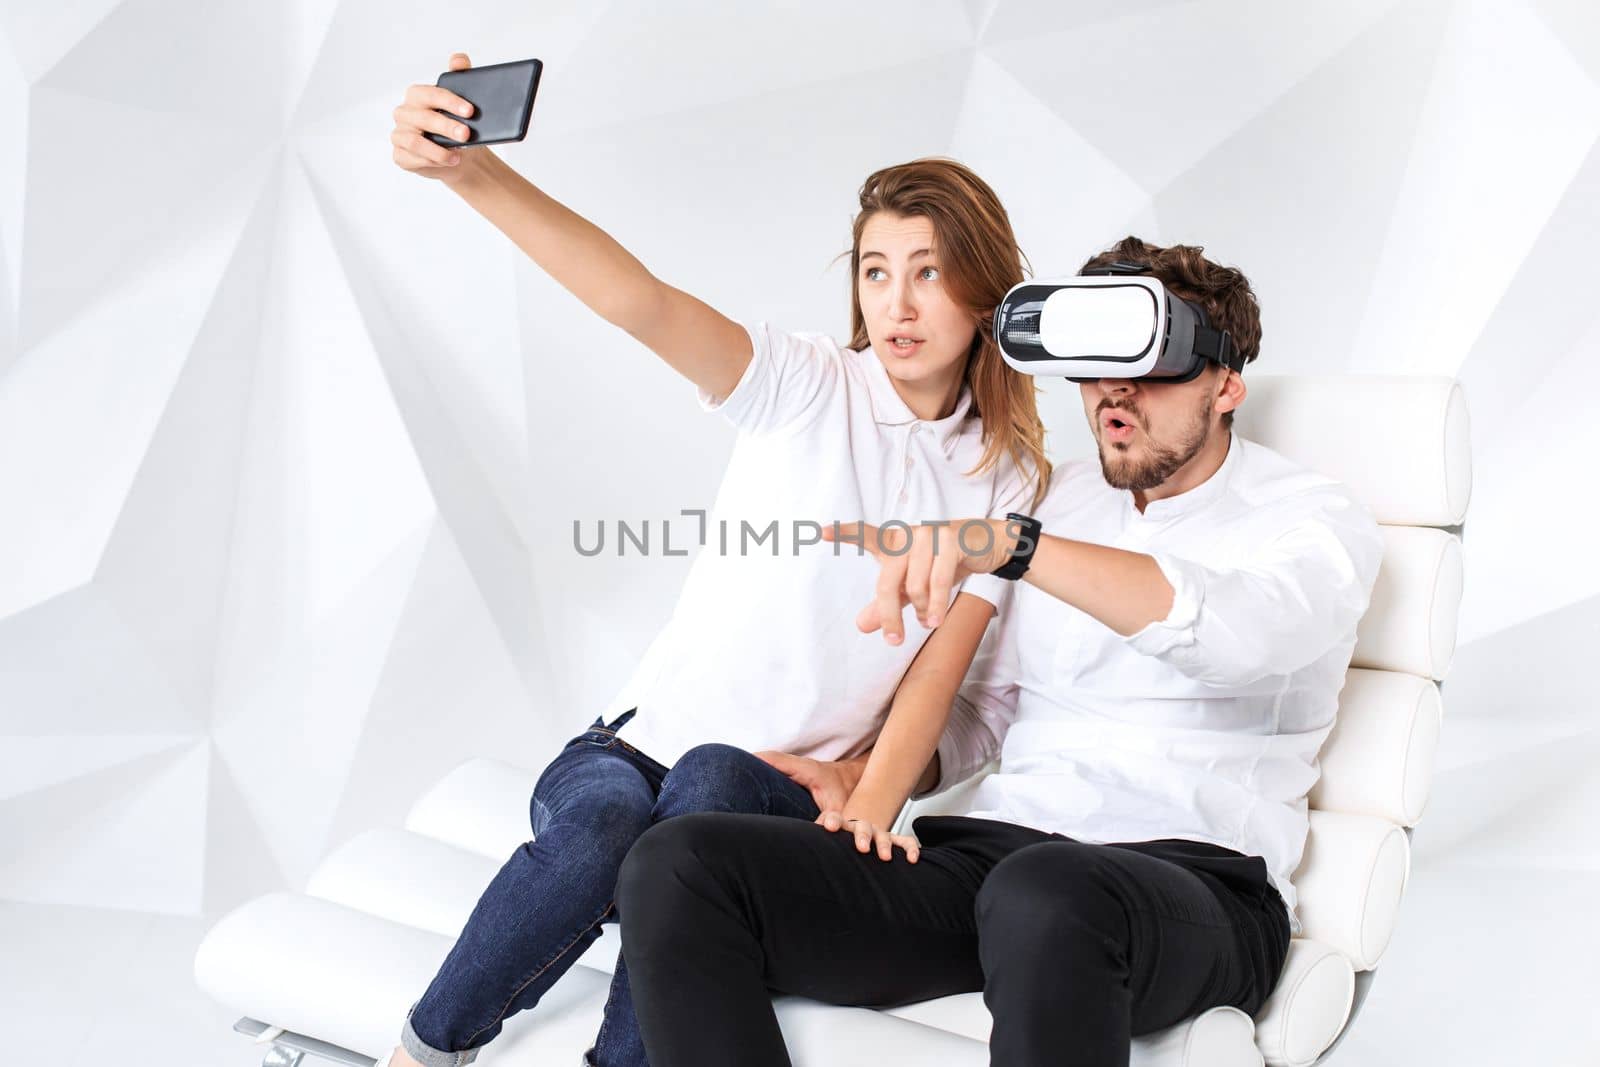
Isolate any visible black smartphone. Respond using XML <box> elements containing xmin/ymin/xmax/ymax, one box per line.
<box><xmin>424</xmin><ymin>58</ymin><xmax>542</xmax><ymax>148</ymax></box>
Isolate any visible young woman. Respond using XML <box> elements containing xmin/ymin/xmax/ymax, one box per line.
<box><xmin>382</xmin><ymin>52</ymin><xmax>1049</xmax><ymax>1067</ymax></box>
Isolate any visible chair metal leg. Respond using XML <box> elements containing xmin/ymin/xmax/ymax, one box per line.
<box><xmin>234</xmin><ymin>1018</ymin><xmax>377</xmax><ymax>1066</ymax></box>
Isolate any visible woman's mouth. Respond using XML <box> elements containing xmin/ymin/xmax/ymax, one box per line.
<box><xmin>886</xmin><ymin>336</ymin><xmax>924</xmax><ymax>357</ymax></box>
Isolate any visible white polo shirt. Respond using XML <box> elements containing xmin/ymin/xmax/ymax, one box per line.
<box><xmin>610</xmin><ymin>320</ymin><xmax>1032</xmax><ymax>768</ymax></box>
<box><xmin>944</xmin><ymin>432</ymin><xmax>1384</xmax><ymax>929</ymax></box>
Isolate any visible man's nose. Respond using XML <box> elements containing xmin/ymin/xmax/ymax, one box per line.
<box><xmin>1098</xmin><ymin>376</ymin><xmax>1136</xmax><ymax>397</ymax></box>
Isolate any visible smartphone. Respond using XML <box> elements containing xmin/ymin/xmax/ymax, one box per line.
<box><xmin>424</xmin><ymin>58</ymin><xmax>542</xmax><ymax>148</ymax></box>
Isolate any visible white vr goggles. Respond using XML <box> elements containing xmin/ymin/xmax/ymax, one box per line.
<box><xmin>992</xmin><ymin>261</ymin><xmax>1245</xmax><ymax>383</ymax></box>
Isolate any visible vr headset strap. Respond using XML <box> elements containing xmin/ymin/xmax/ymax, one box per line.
<box><xmin>1192</xmin><ymin>324</ymin><xmax>1246</xmax><ymax>375</ymax></box>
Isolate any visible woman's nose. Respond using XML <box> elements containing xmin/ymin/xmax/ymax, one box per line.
<box><xmin>887</xmin><ymin>281</ymin><xmax>916</xmax><ymax>320</ymax></box>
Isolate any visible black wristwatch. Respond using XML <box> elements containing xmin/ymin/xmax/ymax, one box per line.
<box><xmin>991</xmin><ymin>512</ymin><xmax>1042</xmax><ymax>581</ymax></box>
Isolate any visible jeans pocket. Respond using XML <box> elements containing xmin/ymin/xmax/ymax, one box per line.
<box><xmin>569</xmin><ymin>726</ymin><xmax>620</xmax><ymax>750</ymax></box>
<box><xmin>560</xmin><ymin>715</ymin><xmax>620</xmax><ymax>751</ymax></box>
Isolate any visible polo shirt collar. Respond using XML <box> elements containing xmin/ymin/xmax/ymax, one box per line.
<box><xmin>861</xmin><ymin>348</ymin><xmax>975</xmax><ymax>456</ymax></box>
<box><xmin>1126</xmin><ymin>430</ymin><xmax>1239</xmax><ymax>522</ymax></box>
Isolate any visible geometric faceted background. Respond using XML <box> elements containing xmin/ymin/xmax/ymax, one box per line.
<box><xmin>0</xmin><ymin>1</ymin><xmax>1595</xmax><ymax>1063</ymax></box>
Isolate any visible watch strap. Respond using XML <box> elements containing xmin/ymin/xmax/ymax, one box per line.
<box><xmin>992</xmin><ymin>512</ymin><xmax>1042</xmax><ymax>581</ymax></box>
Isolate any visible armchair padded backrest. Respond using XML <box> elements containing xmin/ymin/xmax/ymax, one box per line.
<box><xmin>1233</xmin><ymin>375</ymin><xmax>1470</xmax><ymax>977</ymax></box>
<box><xmin>1233</xmin><ymin>375</ymin><xmax>1471</xmax><ymax>528</ymax></box>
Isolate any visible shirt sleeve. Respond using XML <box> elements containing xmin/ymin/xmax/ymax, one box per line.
<box><xmin>921</xmin><ymin>603</ymin><xmax>1021</xmax><ymax>796</ymax></box>
<box><xmin>696</xmin><ymin>319</ymin><xmax>838</xmax><ymax>434</ymax></box>
<box><xmin>1121</xmin><ymin>490</ymin><xmax>1385</xmax><ymax>688</ymax></box>
<box><xmin>960</xmin><ymin>572</ymin><xmax>1013</xmax><ymax>614</ymax></box>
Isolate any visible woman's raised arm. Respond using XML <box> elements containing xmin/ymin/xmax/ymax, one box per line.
<box><xmin>391</xmin><ymin>53</ymin><xmax>752</xmax><ymax>400</ymax></box>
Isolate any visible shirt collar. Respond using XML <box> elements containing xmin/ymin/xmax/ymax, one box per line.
<box><xmin>1125</xmin><ymin>430</ymin><xmax>1240</xmax><ymax>523</ymax></box>
<box><xmin>861</xmin><ymin>347</ymin><xmax>975</xmax><ymax>456</ymax></box>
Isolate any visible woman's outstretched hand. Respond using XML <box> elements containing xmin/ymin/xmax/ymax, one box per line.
<box><xmin>816</xmin><ymin>809</ymin><xmax>920</xmax><ymax>863</ymax></box>
<box><xmin>390</xmin><ymin>52</ymin><xmax>486</xmax><ymax>184</ymax></box>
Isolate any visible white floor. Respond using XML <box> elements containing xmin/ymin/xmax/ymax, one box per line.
<box><xmin>1304</xmin><ymin>858</ymin><xmax>1600</xmax><ymax>1066</ymax></box>
<box><xmin>6</xmin><ymin>860</ymin><xmax>1597</xmax><ymax>1067</ymax></box>
<box><xmin>2</xmin><ymin>901</ymin><xmax>271</xmax><ymax>1067</ymax></box>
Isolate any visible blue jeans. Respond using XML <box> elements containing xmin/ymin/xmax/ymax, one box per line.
<box><xmin>400</xmin><ymin>711</ymin><xmax>821</xmax><ymax>1066</ymax></box>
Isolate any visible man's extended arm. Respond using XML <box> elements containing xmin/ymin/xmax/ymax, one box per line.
<box><xmin>847</xmin><ymin>491</ymin><xmax>1383</xmax><ymax>689</ymax></box>
<box><xmin>1014</xmin><ymin>535</ymin><xmax>1174</xmax><ymax>637</ymax></box>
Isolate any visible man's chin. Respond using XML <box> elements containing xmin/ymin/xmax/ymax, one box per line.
<box><xmin>1098</xmin><ymin>447</ymin><xmax>1159</xmax><ymax>493</ymax></box>
<box><xmin>1098</xmin><ymin>439</ymin><xmax>1139</xmax><ymax>467</ymax></box>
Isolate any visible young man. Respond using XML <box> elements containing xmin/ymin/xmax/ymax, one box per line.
<box><xmin>612</xmin><ymin>237</ymin><xmax>1386</xmax><ymax>1067</ymax></box>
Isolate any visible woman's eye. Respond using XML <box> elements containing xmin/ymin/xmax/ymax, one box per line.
<box><xmin>864</xmin><ymin>267</ymin><xmax>886</xmax><ymax>282</ymax></box>
<box><xmin>920</xmin><ymin>266</ymin><xmax>940</xmax><ymax>281</ymax></box>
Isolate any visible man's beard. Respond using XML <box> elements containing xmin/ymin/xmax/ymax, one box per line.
<box><xmin>1097</xmin><ymin>389</ymin><xmax>1214</xmax><ymax>493</ymax></box>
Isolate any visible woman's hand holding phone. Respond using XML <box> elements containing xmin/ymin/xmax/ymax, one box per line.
<box><xmin>385</xmin><ymin>53</ymin><xmax>751</xmax><ymax>398</ymax></box>
<box><xmin>390</xmin><ymin>52</ymin><xmax>484</xmax><ymax>184</ymax></box>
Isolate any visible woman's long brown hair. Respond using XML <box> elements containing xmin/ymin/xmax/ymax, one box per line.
<box><xmin>846</xmin><ymin>158</ymin><xmax>1049</xmax><ymax>509</ymax></box>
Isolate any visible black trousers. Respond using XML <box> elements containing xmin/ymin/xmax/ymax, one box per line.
<box><xmin>616</xmin><ymin>813</ymin><xmax>1290</xmax><ymax>1067</ymax></box>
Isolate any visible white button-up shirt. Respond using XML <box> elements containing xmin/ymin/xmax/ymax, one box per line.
<box><xmin>613</xmin><ymin>320</ymin><xmax>1030</xmax><ymax>768</ymax></box>
<box><xmin>947</xmin><ymin>432</ymin><xmax>1383</xmax><ymax>929</ymax></box>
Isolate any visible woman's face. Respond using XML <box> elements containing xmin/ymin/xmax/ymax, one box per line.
<box><xmin>856</xmin><ymin>212</ymin><xmax>977</xmax><ymax>391</ymax></box>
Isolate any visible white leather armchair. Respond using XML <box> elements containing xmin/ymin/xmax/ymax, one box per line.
<box><xmin>195</xmin><ymin>375</ymin><xmax>1472</xmax><ymax>1066</ymax></box>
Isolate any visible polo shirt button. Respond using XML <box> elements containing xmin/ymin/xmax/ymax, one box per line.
<box><xmin>906</xmin><ymin>457</ymin><xmax>915</xmax><ymax>469</ymax></box>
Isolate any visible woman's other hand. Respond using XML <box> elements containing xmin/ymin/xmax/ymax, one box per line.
<box><xmin>816</xmin><ymin>809</ymin><xmax>920</xmax><ymax>863</ymax></box>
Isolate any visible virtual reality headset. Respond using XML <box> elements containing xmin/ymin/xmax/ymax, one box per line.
<box><xmin>992</xmin><ymin>260</ymin><xmax>1246</xmax><ymax>383</ymax></box>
